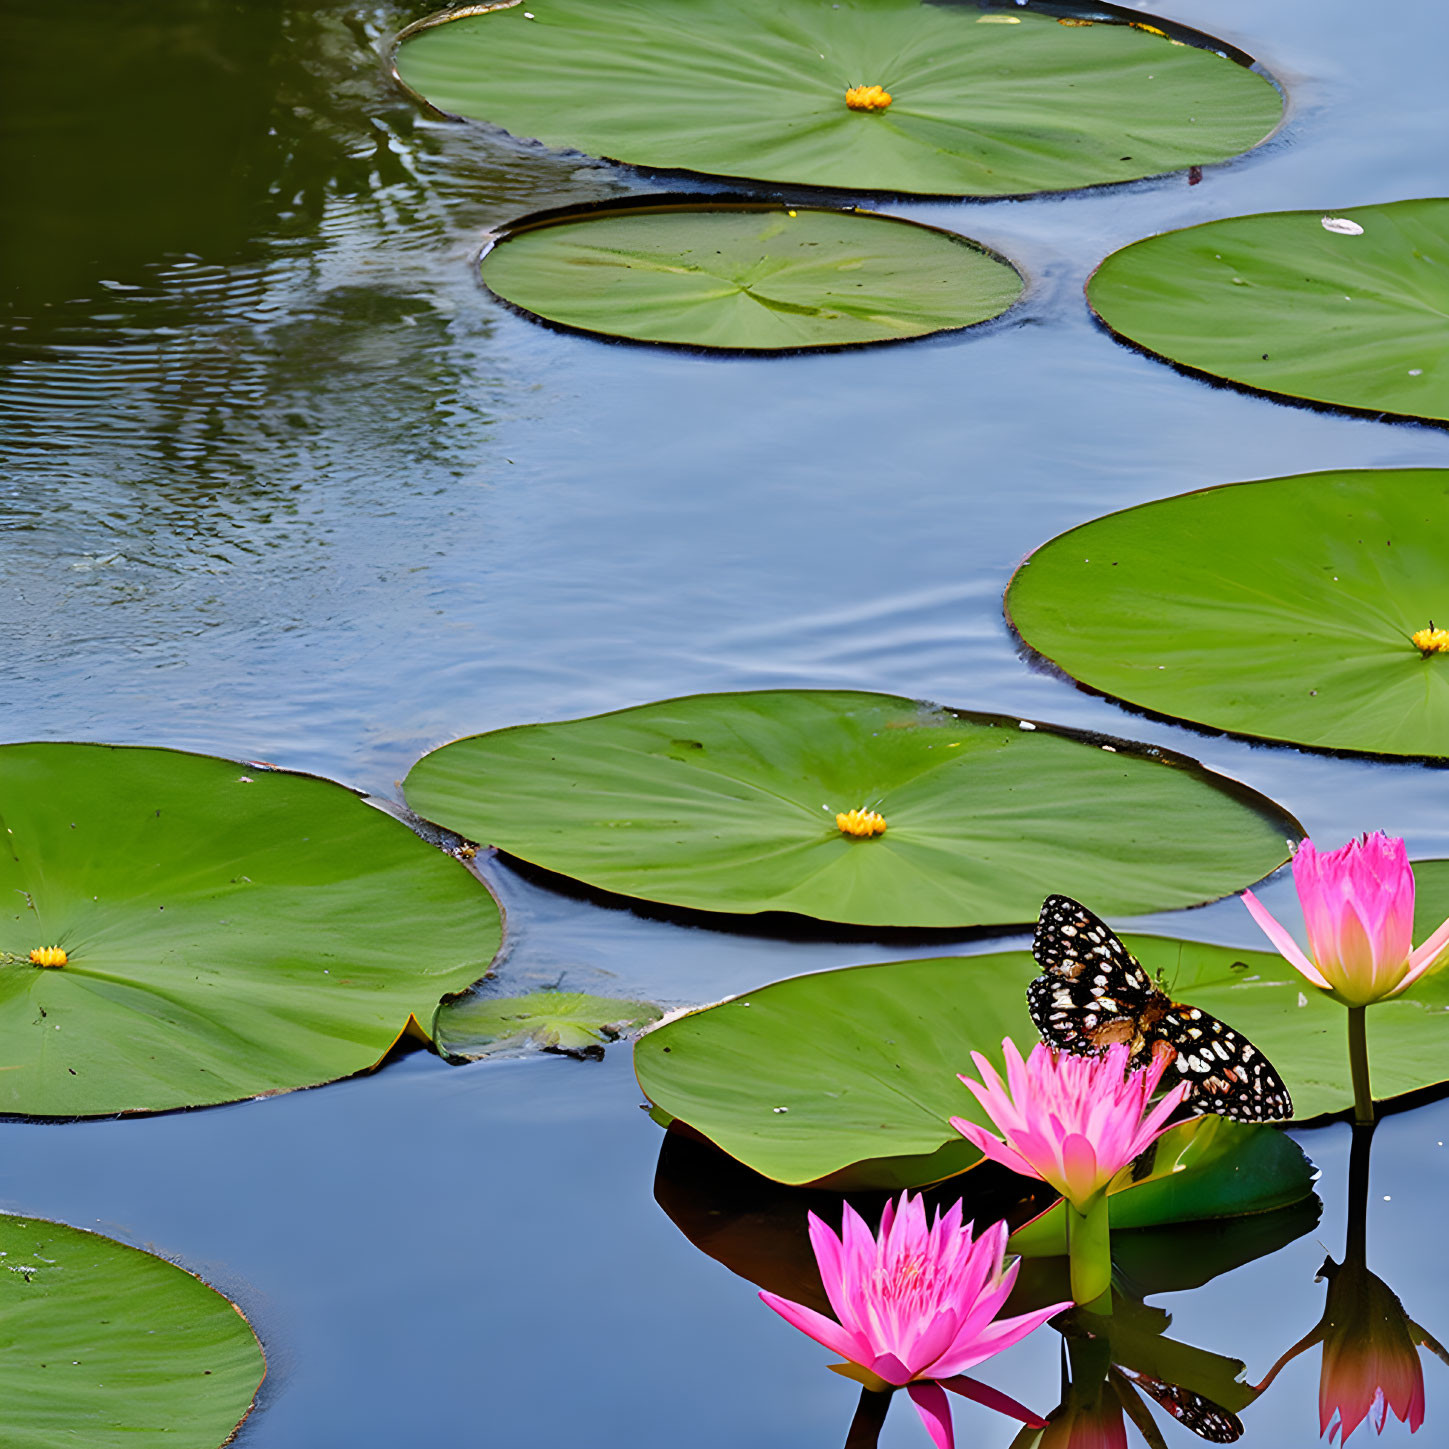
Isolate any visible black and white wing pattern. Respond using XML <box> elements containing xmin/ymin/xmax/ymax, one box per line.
<box><xmin>1027</xmin><ymin>894</ymin><xmax>1293</xmax><ymax>1124</ymax></box>
<box><xmin>1027</xmin><ymin>894</ymin><xmax>1160</xmax><ymax>1058</ymax></box>
<box><xmin>1119</xmin><ymin>1370</ymin><xmax>1244</xmax><ymax>1443</ymax></box>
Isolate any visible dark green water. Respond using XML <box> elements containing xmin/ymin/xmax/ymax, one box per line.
<box><xmin>3</xmin><ymin>1</ymin><xmax>1449</xmax><ymax>1444</ymax></box>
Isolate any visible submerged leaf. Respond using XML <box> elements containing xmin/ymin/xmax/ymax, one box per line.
<box><xmin>436</xmin><ymin>990</ymin><xmax>662</xmax><ymax>1060</ymax></box>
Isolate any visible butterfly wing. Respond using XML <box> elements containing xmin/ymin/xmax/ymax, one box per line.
<box><xmin>1155</xmin><ymin>1001</ymin><xmax>1293</xmax><ymax>1123</ymax></box>
<box><xmin>1119</xmin><ymin>1370</ymin><xmax>1244</xmax><ymax>1443</ymax></box>
<box><xmin>1028</xmin><ymin>894</ymin><xmax>1293</xmax><ymax>1123</ymax></box>
<box><xmin>1028</xmin><ymin>894</ymin><xmax>1159</xmax><ymax>1063</ymax></box>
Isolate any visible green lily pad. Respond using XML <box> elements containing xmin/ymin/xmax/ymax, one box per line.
<box><xmin>0</xmin><ymin>1213</ymin><xmax>264</xmax><ymax>1448</ymax></box>
<box><xmin>1087</xmin><ymin>199</ymin><xmax>1449</xmax><ymax>424</ymax></box>
<box><xmin>478</xmin><ymin>199</ymin><xmax>1023</xmax><ymax>351</ymax></box>
<box><xmin>0</xmin><ymin>743</ymin><xmax>502</xmax><ymax>1117</ymax></box>
<box><xmin>435</xmin><ymin>989</ymin><xmax>662</xmax><ymax>1059</ymax></box>
<box><xmin>1007</xmin><ymin>1116</ymin><xmax>1317</xmax><ymax>1255</ymax></box>
<box><xmin>1006</xmin><ymin>469</ymin><xmax>1449</xmax><ymax>758</ymax></box>
<box><xmin>634</xmin><ymin>934</ymin><xmax>1449</xmax><ymax>1186</ymax></box>
<box><xmin>392</xmin><ymin>0</ymin><xmax>1281</xmax><ymax>198</ymax></box>
<box><xmin>402</xmin><ymin>691</ymin><xmax>1299</xmax><ymax>929</ymax></box>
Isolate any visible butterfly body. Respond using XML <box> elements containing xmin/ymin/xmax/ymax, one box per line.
<box><xmin>1029</xmin><ymin>895</ymin><xmax>1292</xmax><ymax>1123</ymax></box>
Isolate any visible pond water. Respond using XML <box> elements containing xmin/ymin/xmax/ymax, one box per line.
<box><xmin>3</xmin><ymin>0</ymin><xmax>1448</xmax><ymax>1444</ymax></box>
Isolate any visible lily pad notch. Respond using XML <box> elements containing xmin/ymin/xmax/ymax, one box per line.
<box><xmin>392</xmin><ymin>0</ymin><xmax>1283</xmax><ymax>198</ymax></box>
<box><xmin>402</xmin><ymin>690</ymin><xmax>1302</xmax><ymax>929</ymax></box>
<box><xmin>476</xmin><ymin>196</ymin><xmax>1026</xmax><ymax>352</ymax></box>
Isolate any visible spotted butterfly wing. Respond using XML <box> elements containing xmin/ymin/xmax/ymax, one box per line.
<box><xmin>1028</xmin><ymin>894</ymin><xmax>1292</xmax><ymax>1123</ymax></box>
<box><xmin>1118</xmin><ymin>1370</ymin><xmax>1244</xmax><ymax>1443</ymax></box>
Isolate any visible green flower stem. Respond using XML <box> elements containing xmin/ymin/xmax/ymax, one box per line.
<box><xmin>1346</xmin><ymin>1005</ymin><xmax>1374</xmax><ymax>1126</ymax></box>
<box><xmin>844</xmin><ymin>1384</ymin><xmax>893</xmax><ymax>1449</ymax></box>
<box><xmin>1067</xmin><ymin>1194</ymin><xmax>1113</xmax><ymax>1314</ymax></box>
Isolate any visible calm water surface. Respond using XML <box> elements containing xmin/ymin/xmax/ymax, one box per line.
<box><xmin>3</xmin><ymin>0</ymin><xmax>1448</xmax><ymax>1443</ymax></box>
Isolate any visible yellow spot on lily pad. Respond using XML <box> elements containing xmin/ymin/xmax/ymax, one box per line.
<box><xmin>1412</xmin><ymin>624</ymin><xmax>1449</xmax><ymax>656</ymax></box>
<box><xmin>29</xmin><ymin>947</ymin><xmax>67</xmax><ymax>968</ymax></box>
<box><xmin>845</xmin><ymin>84</ymin><xmax>892</xmax><ymax>112</ymax></box>
<box><xmin>836</xmin><ymin>808</ymin><xmax>887</xmax><ymax>838</ymax></box>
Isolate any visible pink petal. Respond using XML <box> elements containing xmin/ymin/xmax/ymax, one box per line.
<box><xmin>868</xmin><ymin>1351</ymin><xmax>915</xmax><ymax>1389</ymax></box>
<box><xmin>932</xmin><ymin>1300</ymin><xmax>1072</xmax><ymax>1378</ymax></box>
<box><xmin>1242</xmin><ymin>889</ymin><xmax>1331</xmax><ymax>988</ymax></box>
<box><xmin>949</xmin><ymin>1117</ymin><xmax>1043</xmax><ymax>1183</ymax></box>
<box><xmin>940</xmin><ymin>1374</ymin><xmax>1049</xmax><ymax>1428</ymax></box>
<box><xmin>757</xmin><ymin>1291</ymin><xmax>867</xmax><ymax>1365</ymax></box>
<box><xmin>1405</xmin><ymin>913</ymin><xmax>1449</xmax><ymax>986</ymax></box>
<box><xmin>806</xmin><ymin>1213</ymin><xmax>854</xmax><ymax>1328</ymax></box>
<box><xmin>1058</xmin><ymin>1132</ymin><xmax>1102</xmax><ymax>1204</ymax></box>
<box><xmin>907</xmin><ymin>1381</ymin><xmax>955</xmax><ymax>1449</ymax></box>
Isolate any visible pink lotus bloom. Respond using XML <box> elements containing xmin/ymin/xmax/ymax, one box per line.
<box><xmin>1243</xmin><ymin>833</ymin><xmax>1449</xmax><ymax>1007</ymax></box>
<box><xmin>951</xmin><ymin>1040</ymin><xmax>1188</xmax><ymax>1208</ymax></box>
<box><xmin>759</xmin><ymin>1192</ymin><xmax>1068</xmax><ymax>1449</ymax></box>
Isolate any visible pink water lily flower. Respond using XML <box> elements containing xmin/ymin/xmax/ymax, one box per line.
<box><xmin>759</xmin><ymin>1192</ymin><xmax>1068</xmax><ymax>1449</ymax></box>
<box><xmin>951</xmin><ymin>1040</ymin><xmax>1187</xmax><ymax>1208</ymax></box>
<box><xmin>1243</xmin><ymin>833</ymin><xmax>1449</xmax><ymax>1007</ymax></box>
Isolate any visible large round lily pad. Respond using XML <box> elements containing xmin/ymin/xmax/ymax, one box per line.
<box><xmin>1006</xmin><ymin>469</ymin><xmax>1449</xmax><ymax>758</ymax></box>
<box><xmin>0</xmin><ymin>1212</ymin><xmax>265</xmax><ymax>1448</ymax></box>
<box><xmin>0</xmin><ymin>743</ymin><xmax>502</xmax><ymax>1117</ymax></box>
<box><xmin>634</xmin><ymin>932</ymin><xmax>1449</xmax><ymax>1186</ymax></box>
<box><xmin>479</xmin><ymin>199</ymin><xmax>1023</xmax><ymax>351</ymax></box>
<box><xmin>392</xmin><ymin>0</ymin><xmax>1282</xmax><ymax>197</ymax></box>
<box><xmin>1087</xmin><ymin>199</ymin><xmax>1449</xmax><ymax>424</ymax></box>
<box><xmin>402</xmin><ymin>691</ymin><xmax>1299</xmax><ymax>928</ymax></box>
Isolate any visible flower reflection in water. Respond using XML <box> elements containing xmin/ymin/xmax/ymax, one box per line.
<box><xmin>1255</xmin><ymin>1122</ymin><xmax>1448</xmax><ymax>1442</ymax></box>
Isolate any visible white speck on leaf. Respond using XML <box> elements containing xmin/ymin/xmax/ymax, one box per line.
<box><xmin>1321</xmin><ymin>216</ymin><xmax>1364</xmax><ymax>235</ymax></box>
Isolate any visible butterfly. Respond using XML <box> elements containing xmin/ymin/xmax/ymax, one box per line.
<box><xmin>1117</xmin><ymin>1369</ymin><xmax>1244</xmax><ymax>1443</ymax></box>
<box><xmin>1027</xmin><ymin>894</ymin><xmax>1292</xmax><ymax>1123</ymax></box>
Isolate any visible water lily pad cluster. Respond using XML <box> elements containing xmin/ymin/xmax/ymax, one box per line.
<box><xmin>391</xmin><ymin>0</ymin><xmax>1284</xmax><ymax>348</ymax></box>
